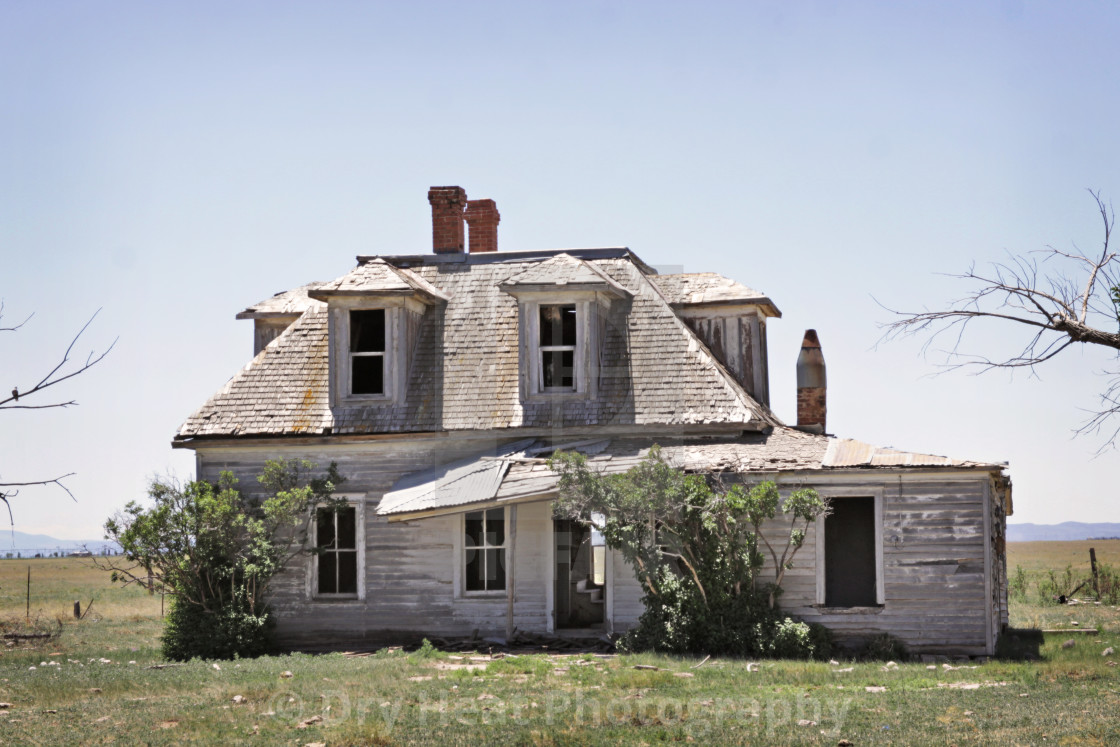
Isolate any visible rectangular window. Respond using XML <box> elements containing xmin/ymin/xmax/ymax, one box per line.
<box><xmin>349</xmin><ymin>309</ymin><xmax>385</xmax><ymax>395</ymax></box>
<box><xmin>539</xmin><ymin>304</ymin><xmax>576</xmax><ymax>391</ymax></box>
<box><xmin>823</xmin><ymin>497</ymin><xmax>877</xmax><ymax>607</ymax></box>
<box><xmin>316</xmin><ymin>505</ymin><xmax>358</xmax><ymax>595</ymax></box>
<box><xmin>464</xmin><ymin>508</ymin><xmax>506</xmax><ymax>592</ymax></box>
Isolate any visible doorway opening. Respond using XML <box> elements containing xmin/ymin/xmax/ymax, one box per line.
<box><xmin>553</xmin><ymin>519</ymin><xmax>605</xmax><ymax>629</ymax></box>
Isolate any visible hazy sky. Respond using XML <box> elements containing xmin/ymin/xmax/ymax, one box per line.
<box><xmin>2</xmin><ymin>1</ymin><xmax>1118</xmax><ymax>539</ymax></box>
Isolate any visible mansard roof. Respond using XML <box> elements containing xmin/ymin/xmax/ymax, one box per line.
<box><xmin>175</xmin><ymin>249</ymin><xmax>779</xmax><ymax>441</ymax></box>
<box><xmin>652</xmin><ymin>272</ymin><xmax>781</xmax><ymax>317</ymax></box>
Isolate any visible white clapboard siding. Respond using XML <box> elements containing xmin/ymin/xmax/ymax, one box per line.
<box><xmin>757</xmin><ymin>475</ymin><xmax>996</xmax><ymax>656</ymax></box>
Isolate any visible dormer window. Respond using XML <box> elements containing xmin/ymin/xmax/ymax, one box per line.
<box><xmin>539</xmin><ymin>304</ymin><xmax>577</xmax><ymax>392</ymax></box>
<box><xmin>309</xmin><ymin>257</ymin><xmax>450</xmax><ymax>408</ymax></box>
<box><xmin>349</xmin><ymin>309</ymin><xmax>386</xmax><ymax>395</ymax></box>
<box><xmin>499</xmin><ymin>252</ymin><xmax>632</xmax><ymax>403</ymax></box>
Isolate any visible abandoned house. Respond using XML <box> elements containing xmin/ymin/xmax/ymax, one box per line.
<box><xmin>174</xmin><ymin>186</ymin><xmax>1012</xmax><ymax>656</ymax></box>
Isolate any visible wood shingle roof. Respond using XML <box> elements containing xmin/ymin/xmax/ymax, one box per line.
<box><xmin>176</xmin><ymin>250</ymin><xmax>778</xmax><ymax>440</ymax></box>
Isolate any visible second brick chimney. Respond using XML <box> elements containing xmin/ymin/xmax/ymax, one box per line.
<box><xmin>464</xmin><ymin>199</ymin><xmax>500</xmax><ymax>253</ymax></box>
<box><xmin>796</xmin><ymin>329</ymin><xmax>827</xmax><ymax>433</ymax></box>
<box><xmin>428</xmin><ymin>186</ymin><xmax>468</xmax><ymax>253</ymax></box>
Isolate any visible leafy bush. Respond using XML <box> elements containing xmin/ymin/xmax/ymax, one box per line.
<box><xmin>618</xmin><ymin>568</ymin><xmax>832</xmax><ymax>659</ymax></box>
<box><xmin>551</xmin><ymin>446</ymin><xmax>833</xmax><ymax>659</ymax></box>
<box><xmin>104</xmin><ymin>460</ymin><xmax>344</xmax><ymax>660</ymax></box>
<box><xmin>769</xmin><ymin>617</ymin><xmax>833</xmax><ymax>660</ymax></box>
<box><xmin>411</xmin><ymin>638</ymin><xmax>439</xmax><ymax>660</ymax></box>
<box><xmin>161</xmin><ymin>590</ymin><xmax>274</xmax><ymax>661</ymax></box>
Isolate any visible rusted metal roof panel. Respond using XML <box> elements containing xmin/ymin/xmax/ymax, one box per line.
<box><xmin>378</xmin><ymin>438</ymin><xmax>537</xmax><ymax>516</ymax></box>
<box><xmin>823</xmin><ymin>438</ymin><xmax>1000</xmax><ymax>469</ymax></box>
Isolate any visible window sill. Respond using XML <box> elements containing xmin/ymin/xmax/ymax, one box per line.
<box><xmin>338</xmin><ymin>394</ymin><xmax>395</xmax><ymax>406</ymax></box>
<box><xmin>812</xmin><ymin>605</ymin><xmax>885</xmax><ymax>614</ymax></box>
<box><xmin>523</xmin><ymin>390</ymin><xmax>591</xmax><ymax>403</ymax></box>
<box><xmin>460</xmin><ymin>591</ymin><xmax>508</xmax><ymax>599</ymax></box>
<box><xmin>312</xmin><ymin>594</ymin><xmax>363</xmax><ymax>603</ymax></box>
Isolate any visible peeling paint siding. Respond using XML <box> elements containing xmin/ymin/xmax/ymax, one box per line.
<box><xmin>197</xmin><ymin>439</ymin><xmax>543</xmax><ymax>645</ymax></box>
<box><xmin>611</xmin><ymin>549</ymin><xmax>644</xmax><ymax>631</ymax></box>
<box><xmin>757</xmin><ymin>476</ymin><xmax>994</xmax><ymax>655</ymax></box>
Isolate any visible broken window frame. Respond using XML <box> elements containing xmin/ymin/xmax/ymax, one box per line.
<box><xmin>515</xmin><ymin>297</ymin><xmax>599</xmax><ymax>401</ymax></box>
<box><xmin>814</xmin><ymin>487</ymin><xmax>884</xmax><ymax>608</ymax></box>
<box><xmin>348</xmin><ymin>309</ymin><xmax>387</xmax><ymax>397</ymax></box>
<box><xmin>310</xmin><ymin>495</ymin><xmax>366</xmax><ymax>600</ymax></box>
<box><xmin>538</xmin><ymin>304</ymin><xmax>578</xmax><ymax>392</ymax></box>
<box><xmin>329</xmin><ymin>302</ymin><xmax>405</xmax><ymax>406</ymax></box>
<box><xmin>462</xmin><ymin>507</ymin><xmax>508</xmax><ymax>595</ymax></box>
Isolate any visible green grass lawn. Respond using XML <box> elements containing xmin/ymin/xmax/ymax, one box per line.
<box><xmin>1</xmin><ymin>554</ymin><xmax>1118</xmax><ymax>745</ymax></box>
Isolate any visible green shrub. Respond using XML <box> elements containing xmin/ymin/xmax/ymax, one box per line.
<box><xmin>411</xmin><ymin>638</ymin><xmax>439</xmax><ymax>660</ymax></box>
<box><xmin>769</xmin><ymin>617</ymin><xmax>832</xmax><ymax>659</ymax></box>
<box><xmin>1009</xmin><ymin>564</ymin><xmax>1029</xmax><ymax>602</ymax></box>
<box><xmin>618</xmin><ymin>568</ymin><xmax>832</xmax><ymax>659</ymax></box>
<box><xmin>1095</xmin><ymin>563</ymin><xmax>1120</xmax><ymax>604</ymax></box>
<box><xmin>161</xmin><ymin>591</ymin><xmax>274</xmax><ymax>661</ymax></box>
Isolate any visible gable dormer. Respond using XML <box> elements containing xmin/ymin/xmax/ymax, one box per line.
<box><xmin>310</xmin><ymin>259</ymin><xmax>449</xmax><ymax>407</ymax></box>
<box><xmin>236</xmin><ymin>284</ymin><xmax>326</xmax><ymax>355</ymax></box>
<box><xmin>499</xmin><ymin>253</ymin><xmax>631</xmax><ymax>401</ymax></box>
<box><xmin>652</xmin><ymin>273</ymin><xmax>781</xmax><ymax>406</ymax></box>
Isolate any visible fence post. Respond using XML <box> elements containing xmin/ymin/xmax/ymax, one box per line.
<box><xmin>1090</xmin><ymin>547</ymin><xmax>1100</xmax><ymax>599</ymax></box>
<box><xmin>73</xmin><ymin>601</ymin><xmax>81</xmax><ymax>619</ymax></box>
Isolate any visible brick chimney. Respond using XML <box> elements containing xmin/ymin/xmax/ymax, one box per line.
<box><xmin>428</xmin><ymin>186</ymin><xmax>467</xmax><ymax>253</ymax></box>
<box><xmin>464</xmin><ymin>199</ymin><xmax>500</xmax><ymax>253</ymax></box>
<box><xmin>796</xmin><ymin>329</ymin><xmax>826</xmax><ymax>433</ymax></box>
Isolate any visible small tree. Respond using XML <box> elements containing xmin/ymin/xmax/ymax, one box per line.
<box><xmin>102</xmin><ymin>459</ymin><xmax>344</xmax><ymax>660</ymax></box>
<box><xmin>735</xmin><ymin>480</ymin><xmax>830</xmax><ymax>608</ymax></box>
<box><xmin>549</xmin><ymin>446</ymin><xmax>830</xmax><ymax>657</ymax></box>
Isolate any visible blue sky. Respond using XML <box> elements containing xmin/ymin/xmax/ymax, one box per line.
<box><xmin>1</xmin><ymin>1</ymin><xmax>1117</xmax><ymax>538</ymax></box>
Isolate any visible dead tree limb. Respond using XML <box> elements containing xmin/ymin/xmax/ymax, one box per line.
<box><xmin>0</xmin><ymin>304</ymin><xmax>115</xmax><ymax>516</ymax></box>
<box><xmin>879</xmin><ymin>189</ymin><xmax>1120</xmax><ymax>447</ymax></box>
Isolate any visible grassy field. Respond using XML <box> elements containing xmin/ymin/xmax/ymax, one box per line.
<box><xmin>0</xmin><ymin>552</ymin><xmax>1117</xmax><ymax>745</ymax></box>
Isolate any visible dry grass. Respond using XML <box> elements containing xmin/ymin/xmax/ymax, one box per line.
<box><xmin>1007</xmin><ymin>539</ymin><xmax>1120</xmax><ymax>575</ymax></box>
<box><xmin>0</xmin><ymin>556</ymin><xmax>161</xmax><ymax>621</ymax></box>
<box><xmin>0</xmin><ymin>556</ymin><xmax>1117</xmax><ymax>744</ymax></box>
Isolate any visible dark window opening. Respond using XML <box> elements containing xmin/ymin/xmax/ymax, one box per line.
<box><xmin>464</xmin><ymin>508</ymin><xmax>506</xmax><ymax>592</ymax></box>
<box><xmin>349</xmin><ymin>309</ymin><xmax>385</xmax><ymax>395</ymax></box>
<box><xmin>317</xmin><ymin>506</ymin><xmax>358</xmax><ymax>595</ymax></box>
<box><xmin>539</xmin><ymin>305</ymin><xmax>577</xmax><ymax>391</ymax></box>
<box><xmin>824</xmin><ymin>497</ymin><xmax>877</xmax><ymax>607</ymax></box>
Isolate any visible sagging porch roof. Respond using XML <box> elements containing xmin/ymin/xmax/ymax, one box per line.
<box><xmin>377</xmin><ymin>427</ymin><xmax>1005</xmax><ymax>521</ymax></box>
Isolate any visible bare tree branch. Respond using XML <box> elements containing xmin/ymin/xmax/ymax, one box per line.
<box><xmin>0</xmin><ymin>308</ymin><xmax>118</xmax><ymax>409</ymax></box>
<box><xmin>0</xmin><ymin>301</ymin><xmax>33</xmax><ymax>333</ymax></box>
<box><xmin>1</xmin><ymin>304</ymin><xmax>115</xmax><ymax>515</ymax></box>
<box><xmin>879</xmin><ymin>189</ymin><xmax>1120</xmax><ymax>448</ymax></box>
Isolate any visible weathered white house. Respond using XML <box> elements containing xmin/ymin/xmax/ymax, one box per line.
<box><xmin>174</xmin><ymin>186</ymin><xmax>1012</xmax><ymax>656</ymax></box>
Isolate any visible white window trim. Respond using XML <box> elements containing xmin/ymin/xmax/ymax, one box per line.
<box><xmin>308</xmin><ymin>494</ymin><xmax>367</xmax><ymax>601</ymax></box>
<box><xmin>537</xmin><ymin>303</ymin><xmax>579</xmax><ymax>393</ymax></box>
<box><xmin>515</xmin><ymin>293</ymin><xmax>601</xmax><ymax>402</ymax></box>
<box><xmin>454</xmin><ymin>506</ymin><xmax>510</xmax><ymax>598</ymax></box>
<box><xmin>329</xmin><ymin>299</ymin><xmax>418</xmax><ymax>406</ymax></box>
<box><xmin>347</xmin><ymin>309</ymin><xmax>388</xmax><ymax>398</ymax></box>
<box><xmin>814</xmin><ymin>487</ymin><xmax>885</xmax><ymax>608</ymax></box>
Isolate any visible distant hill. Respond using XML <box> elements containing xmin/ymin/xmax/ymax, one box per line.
<box><xmin>0</xmin><ymin>530</ymin><xmax>118</xmax><ymax>556</ymax></box>
<box><xmin>1008</xmin><ymin>522</ymin><xmax>1120</xmax><ymax>542</ymax></box>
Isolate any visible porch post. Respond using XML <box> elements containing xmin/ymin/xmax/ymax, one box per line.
<box><xmin>506</xmin><ymin>504</ymin><xmax>517</xmax><ymax>642</ymax></box>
